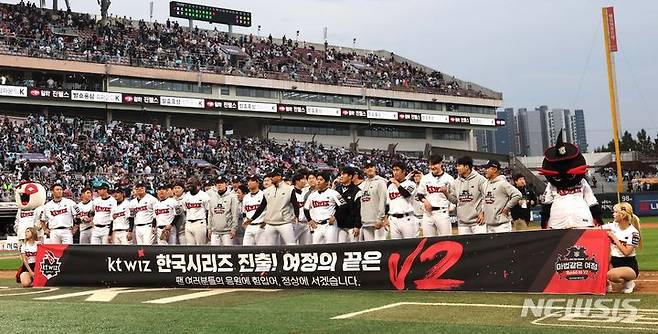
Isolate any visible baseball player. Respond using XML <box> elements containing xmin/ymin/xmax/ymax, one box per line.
<box><xmin>90</xmin><ymin>181</ymin><xmax>117</xmax><ymax>244</ymax></box>
<box><xmin>247</xmin><ymin>168</ymin><xmax>299</xmax><ymax>246</ymax></box>
<box><xmin>262</xmin><ymin>175</ymin><xmax>273</xmax><ymax>189</ymax></box>
<box><xmin>181</xmin><ymin>177</ymin><xmax>210</xmax><ymax>245</ymax></box>
<box><xmin>76</xmin><ymin>187</ymin><xmax>94</xmax><ymax>244</ymax></box>
<box><xmin>129</xmin><ymin>180</ymin><xmax>158</xmax><ymax>245</ymax></box>
<box><xmin>416</xmin><ymin>155</ymin><xmax>455</xmax><ymax>237</ymax></box>
<box><xmin>111</xmin><ymin>184</ymin><xmax>132</xmax><ymax>244</ymax></box>
<box><xmin>411</xmin><ymin>170</ymin><xmax>425</xmax><ymax>234</ymax></box>
<box><xmin>232</xmin><ymin>184</ymin><xmax>247</xmax><ymax>245</ymax></box>
<box><xmin>306</xmin><ymin>171</ymin><xmax>318</xmax><ymax>193</ymax></box>
<box><xmin>385</xmin><ymin>162</ymin><xmax>418</xmax><ymax>239</ymax></box>
<box><xmin>241</xmin><ymin>175</ymin><xmax>265</xmax><ymax>246</ymax></box>
<box><xmin>447</xmin><ymin>156</ymin><xmax>488</xmax><ymax>235</ymax></box>
<box><xmin>292</xmin><ymin>173</ymin><xmax>312</xmax><ymax>245</ymax></box>
<box><xmin>41</xmin><ymin>183</ymin><xmax>79</xmax><ymax>244</ymax></box>
<box><xmin>334</xmin><ymin>167</ymin><xmax>362</xmax><ymax>243</ymax></box>
<box><xmin>172</xmin><ymin>180</ymin><xmax>187</xmax><ymax>245</ymax></box>
<box><xmin>154</xmin><ymin>183</ymin><xmax>179</xmax><ymax>245</ymax></box>
<box><xmin>359</xmin><ymin>161</ymin><xmax>388</xmax><ymax>241</ymax></box>
<box><xmin>482</xmin><ymin>160</ymin><xmax>522</xmax><ymax>233</ymax></box>
<box><xmin>304</xmin><ymin>171</ymin><xmax>345</xmax><ymax>244</ymax></box>
<box><xmin>207</xmin><ymin>177</ymin><xmax>239</xmax><ymax>246</ymax></box>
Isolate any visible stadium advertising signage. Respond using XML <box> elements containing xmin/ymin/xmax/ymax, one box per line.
<box><xmin>306</xmin><ymin>106</ymin><xmax>341</xmax><ymax>117</ymax></box>
<box><xmin>205</xmin><ymin>99</ymin><xmax>238</xmax><ymax>111</ymax></box>
<box><xmin>449</xmin><ymin>115</ymin><xmax>471</xmax><ymax>124</ymax></box>
<box><xmin>33</xmin><ymin>229</ymin><xmax>608</xmax><ymax>294</ymax></box>
<box><xmin>595</xmin><ymin>193</ymin><xmax>634</xmax><ymax>218</ymax></box>
<box><xmin>632</xmin><ymin>193</ymin><xmax>658</xmax><ymax>217</ymax></box>
<box><xmin>367</xmin><ymin>110</ymin><xmax>398</xmax><ymax>120</ymax></box>
<box><xmin>71</xmin><ymin>90</ymin><xmax>122</xmax><ymax>103</ymax></box>
<box><xmin>0</xmin><ymin>85</ymin><xmax>27</xmax><ymax>97</ymax></box>
<box><xmin>122</xmin><ymin>94</ymin><xmax>160</xmax><ymax>105</ymax></box>
<box><xmin>160</xmin><ymin>96</ymin><xmax>204</xmax><ymax>109</ymax></box>
<box><xmin>28</xmin><ymin>88</ymin><xmax>71</xmax><ymax>100</ymax></box>
<box><xmin>238</xmin><ymin>101</ymin><xmax>277</xmax><ymax>113</ymax></box>
<box><xmin>397</xmin><ymin>112</ymin><xmax>422</xmax><ymax>122</ymax></box>
<box><xmin>340</xmin><ymin>108</ymin><xmax>367</xmax><ymax>118</ymax></box>
<box><xmin>277</xmin><ymin>104</ymin><xmax>306</xmax><ymax>114</ymax></box>
<box><xmin>421</xmin><ymin>114</ymin><xmax>450</xmax><ymax>123</ymax></box>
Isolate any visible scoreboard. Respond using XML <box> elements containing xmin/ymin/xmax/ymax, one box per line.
<box><xmin>169</xmin><ymin>1</ymin><xmax>251</xmax><ymax>27</ymax></box>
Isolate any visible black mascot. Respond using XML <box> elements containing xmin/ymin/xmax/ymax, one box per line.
<box><xmin>539</xmin><ymin>130</ymin><xmax>602</xmax><ymax>229</ymax></box>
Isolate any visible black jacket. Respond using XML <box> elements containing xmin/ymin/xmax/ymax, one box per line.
<box><xmin>334</xmin><ymin>183</ymin><xmax>362</xmax><ymax>229</ymax></box>
<box><xmin>510</xmin><ymin>185</ymin><xmax>537</xmax><ymax>221</ymax></box>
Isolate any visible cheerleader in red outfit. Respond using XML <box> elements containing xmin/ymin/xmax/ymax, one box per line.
<box><xmin>16</xmin><ymin>227</ymin><xmax>39</xmax><ymax>287</ymax></box>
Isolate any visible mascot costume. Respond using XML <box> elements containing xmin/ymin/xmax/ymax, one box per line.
<box><xmin>14</xmin><ymin>181</ymin><xmax>47</xmax><ymax>284</ymax></box>
<box><xmin>539</xmin><ymin>131</ymin><xmax>602</xmax><ymax>229</ymax></box>
<box><xmin>14</xmin><ymin>181</ymin><xmax>47</xmax><ymax>241</ymax></box>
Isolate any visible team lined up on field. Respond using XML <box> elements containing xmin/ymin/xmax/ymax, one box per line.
<box><xmin>15</xmin><ymin>155</ymin><xmax>538</xmax><ymax>247</ymax></box>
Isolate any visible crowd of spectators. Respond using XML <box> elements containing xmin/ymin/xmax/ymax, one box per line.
<box><xmin>0</xmin><ymin>1</ymin><xmax>497</xmax><ymax>99</ymax></box>
<box><xmin>0</xmin><ymin>114</ymin><xmax>431</xmax><ymax>200</ymax></box>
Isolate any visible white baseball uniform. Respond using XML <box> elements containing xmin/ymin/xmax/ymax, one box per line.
<box><xmin>293</xmin><ymin>187</ymin><xmax>312</xmax><ymax>245</ymax></box>
<box><xmin>76</xmin><ymin>200</ymin><xmax>93</xmax><ymax>244</ymax></box>
<box><xmin>417</xmin><ymin>172</ymin><xmax>454</xmax><ymax>237</ymax></box>
<box><xmin>90</xmin><ymin>196</ymin><xmax>117</xmax><ymax>245</ymax></box>
<box><xmin>130</xmin><ymin>194</ymin><xmax>158</xmax><ymax>245</ymax></box>
<box><xmin>154</xmin><ymin>197</ymin><xmax>179</xmax><ymax>245</ymax></box>
<box><xmin>543</xmin><ymin>179</ymin><xmax>598</xmax><ymax>229</ymax></box>
<box><xmin>111</xmin><ymin>199</ymin><xmax>132</xmax><ymax>245</ymax></box>
<box><xmin>43</xmin><ymin>198</ymin><xmax>79</xmax><ymax>244</ymax></box>
<box><xmin>242</xmin><ymin>190</ymin><xmax>264</xmax><ymax>246</ymax></box>
<box><xmin>387</xmin><ymin>180</ymin><xmax>418</xmax><ymax>239</ymax></box>
<box><xmin>181</xmin><ymin>191</ymin><xmax>210</xmax><ymax>245</ymax></box>
<box><xmin>304</xmin><ymin>188</ymin><xmax>345</xmax><ymax>244</ymax></box>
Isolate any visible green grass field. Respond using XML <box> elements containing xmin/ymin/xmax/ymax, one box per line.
<box><xmin>1</xmin><ymin>279</ymin><xmax>657</xmax><ymax>334</ymax></box>
<box><xmin>2</xmin><ymin>222</ymin><xmax>657</xmax><ymax>333</ymax></box>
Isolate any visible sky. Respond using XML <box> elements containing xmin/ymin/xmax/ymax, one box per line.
<box><xmin>6</xmin><ymin>0</ymin><xmax>658</xmax><ymax>149</ymax></box>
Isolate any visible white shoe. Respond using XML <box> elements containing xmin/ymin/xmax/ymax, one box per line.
<box><xmin>622</xmin><ymin>281</ymin><xmax>636</xmax><ymax>294</ymax></box>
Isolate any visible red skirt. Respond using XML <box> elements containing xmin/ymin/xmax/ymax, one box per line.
<box><xmin>15</xmin><ymin>263</ymin><xmax>36</xmax><ymax>283</ymax></box>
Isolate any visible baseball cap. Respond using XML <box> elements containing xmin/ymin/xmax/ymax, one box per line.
<box><xmin>215</xmin><ymin>176</ymin><xmax>228</xmax><ymax>184</ymax></box>
<box><xmin>363</xmin><ymin>160</ymin><xmax>375</xmax><ymax>169</ymax></box>
<box><xmin>246</xmin><ymin>174</ymin><xmax>260</xmax><ymax>182</ymax></box>
<box><xmin>112</xmin><ymin>183</ymin><xmax>124</xmax><ymax>193</ymax></box>
<box><xmin>341</xmin><ymin>166</ymin><xmax>356</xmax><ymax>176</ymax></box>
<box><xmin>484</xmin><ymin>160</ymin><xmax>502</xmax><ymax>169</ymax></box>
<box><xmin>95</xmin><ymin>180</ymin><xmax>110</xmax><ymax>189</ymax></box>
<box><xmin>156</xmin><ymin>183</ymin><xmax>169</xmax><ymax>190</ymax></box>
<box><xmin>173</xmin><ymin>180</ymin><xmax>186</xmax><ymax>188</ymax></box>
<box><xmin>231</xmin><ymin>177</ymin><xmax>241</xmax><ymax>183</ymax></box>
<box><xmin>203</xmin><ymin>179</ymin><xmax>213</xmax><ymax>187</ymax></box>
<box><xmin>134</xmin><ymin>180</ymin><xmax>147</xmax><ymax>188</ymax></box>
<box><xmin>266</xmin><ymin>168</ymin><xmax>283</xmax><ymax>178</ymax></box>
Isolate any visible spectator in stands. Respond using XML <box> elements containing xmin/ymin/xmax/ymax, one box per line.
<box><xmin>0</xmin><ymin>2</ymin><xmax>496</xmax><ymax>99</ymax></box>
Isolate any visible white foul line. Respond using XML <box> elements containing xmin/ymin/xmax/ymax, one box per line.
<box><xmin>143</xmin><ymin>288</ymin><xmax>279</xmax><ymax>304</ymax></box>
<box><xmin>332</xmin><ymin>301</ymin><xmax>658</xmax><ymax>320</ymax></box>
<box><xmin>0</xmin><ymin>287</ymin><xmax>60</xmax><ymax>296</ymax></box>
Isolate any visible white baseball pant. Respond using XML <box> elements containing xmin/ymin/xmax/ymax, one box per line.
<box><xmin>156</xmin><ymin>226</ymin><xmax>178</xmax><ymax>245</ymax></box>
<box><xmin>242</xmin><ymin>224</ymin><xmax>264</xmax><ymax>246</ymax></box>
<box><xmin>360</xmin><ymin>224</ymin><xmax>388</xmax><ymax>241</ymax></box>
<box><xmin>337</xmin><ymin>227</ymin><xmax>359</xmax><ymax>243</ymax></box>
<box><xmin>487</xmin><ymin>222</ymin><xmax>512</xmax><ymax>233</ymax></box>
<box><xmin>261</xmin><ymin>223</ymin><xmax>296</xmax><ymax>246</ymax></box>
<box><xmin>112</xmin><ymin>230</ymin><xmax>132</xmax><ymax>245</ymax></box>
<box><xmin>458</xmin><ymin>222</ymin><xmax>487</xmax><ymax>235</ymax></box>
<box><xmin>312</xmin><ymin>223</ymin><xmax>339</xmax><ymax>244</ymax></box>
<box><xmin>134</xmin><ymin>225</ymin><xmax>155</xmax><ymax>245</ymax></box>
<box><xmin>48</xmin><ymin>228</ymin><xmax>73</xmax><ymax>244</ymax></box>
<box><xmin>293</xmin><ymin>222</ymin><xmax>312</xmax><ymax>245</ymax></box>
<box><xmin>185</xmin><ymin>221</ymin><xmax>208</xmax><ymax>245</ymax></box>
<box><xmin>421</xmin><ymin>211</ymin><xmax>452</xmax><ymax>237</ymax></box>
<box><xmin>389</xmin><ymin>215</ymin><xmax>419</xmax><ymax>240</ymax></box>
<box><xmin>90</xmin><ymin>226</ymin><xmax>111</xmax><ymax>245</ymax></box>
<box><xmin>79</xmin><ymin>226</ymin><xmax>92</xmax><ymax>244</ymax></box>
<box><xmin>210</xmin><ymin>232</ymin><xmax>234</xmax><ymax>246</ymax></box>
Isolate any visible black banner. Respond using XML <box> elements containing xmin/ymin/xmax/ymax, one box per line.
<box><xmin>35</xmin><ymin>229</ymin><xmax>608</xmax><ymax>293</ymax></box>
